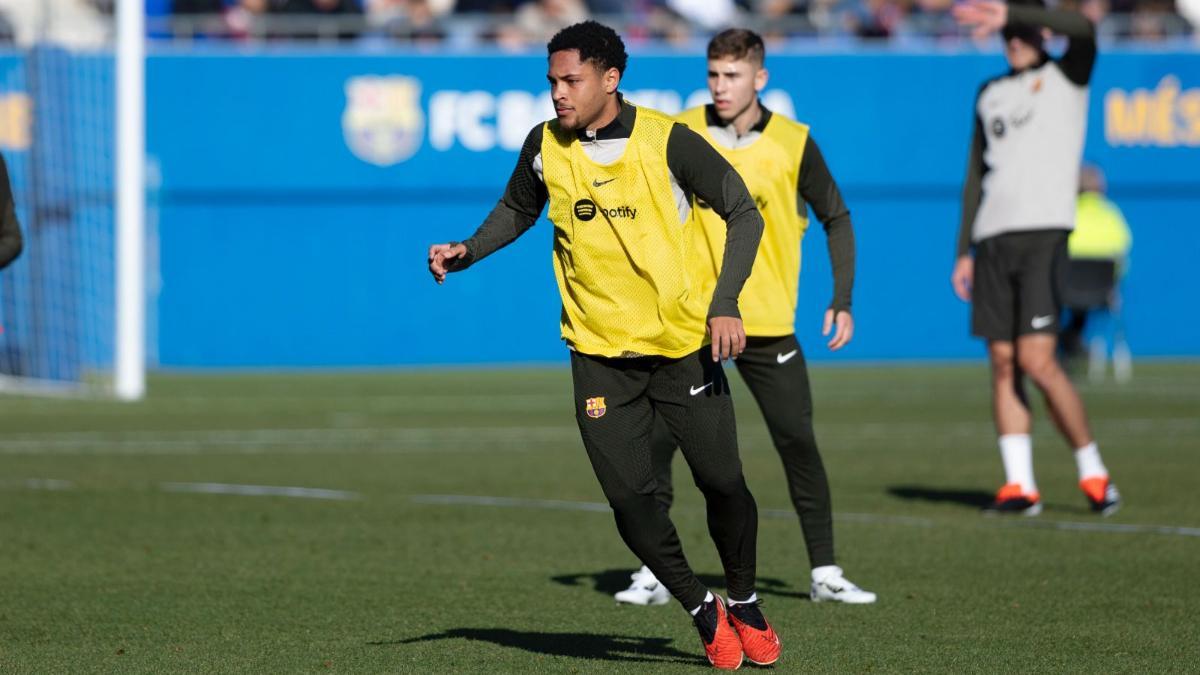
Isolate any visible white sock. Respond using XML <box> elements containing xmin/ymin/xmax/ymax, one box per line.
<box><xmin>1074</xmin><ymin>442</ymin><xmax>1108</xmax><ymax>481</ymax></box>
<box><xmin>689</xmin><ymin>591</ymin><xmax>714</xmax><ymax>616</ymax></box>
<box><xmin>998</xmin><ymin>434</ymin><xmax>1037</xmax><ymax>494</ymax></box>
<box><xmin>812</xmin><ymin>565</ymin><xmax>842</xmax><ymax>583</ymax></box>
<box><xmin>728</xmin><ymin>592</ymin><xmax>758</xmax><ymax>606</ymax></box>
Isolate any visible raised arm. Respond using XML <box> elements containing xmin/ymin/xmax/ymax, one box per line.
<box><xmin>1010</xmin><ymin>4</ymin><xmax>1097</xmax><ymax>85</ymax></box>
<box><xmin>954</xmin><ymin>0</ymin><xmax>1096</xmax><ymax>85</ymax></box>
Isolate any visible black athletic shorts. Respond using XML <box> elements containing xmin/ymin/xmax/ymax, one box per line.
<box><xmin>972</xmin><ymin>229</ymin><xmax>1069</xmax><ymax>341</ymax></box>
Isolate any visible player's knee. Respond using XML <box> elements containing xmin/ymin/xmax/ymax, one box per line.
<box><xmin>771</xmin><ymin>424</ymin><xmax>816</xmax><ymax>452</ymax></box>
<box><xmin>607</xmin><ymin>491</ymin><xmax>655</xmax><ymax>518</ymax></box>
<box><xmin>1017</xmin><ymin>352</ymin><xmax>1060</xmax><ymax>383</ymax></box>
<box><xmin>990</xmin><ymin>356</ymin><xmax>1017</xmax><ymax>383</ymax></box>
<box><xmin>696</xmin><ymin>474</ymin><xmax>750</xmax><ymax>500</ymax></box>
<box><xmin>989</xmin><ymin>341</ymin><xmax>1015</xmax><ymax>359</ymax></box>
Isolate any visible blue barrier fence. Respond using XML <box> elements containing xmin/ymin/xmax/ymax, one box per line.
<box><xmin>2</xmin><ymin>47</ymin><xmax>1198</xmax><ymax>367</ymax></box>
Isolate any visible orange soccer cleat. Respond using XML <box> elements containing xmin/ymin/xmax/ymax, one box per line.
<box><xmin>983</xmin><ymin>483</ymin><xmax>1042</xmax><ymax>516</ymax></box>
<box><xmin>727</xmin><ymin>600</ymin><xmax>781</xmax><ymax>666</ymax></box>
<box><xmin>692</xmin><ymin>595</ymin><xmax>744</xmax><ymax>670</ymax></box>
<box><xmin>1080</xmin><ymin>476</ymin><xmax>1122</xmax><ymax>516</ymax></box>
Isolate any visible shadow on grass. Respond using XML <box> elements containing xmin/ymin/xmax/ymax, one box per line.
<box><xmin>552</xmin><ymin>569</ymin><xmax>808</xmax><ymax>600</ymax></box>
<box><xmin>889</xmin><ymin>485</ymin><xmax>1094</xmax><ymax>516</ymax></box>
<box><xmin>888</xmin><ymin>485</ymin><xmax>993</xmax><ymax>509</ymax></box>
<box><xmin>374</xmin><ymin>628</ymin><xmax>700</xmax><ymax>664</ymax></box>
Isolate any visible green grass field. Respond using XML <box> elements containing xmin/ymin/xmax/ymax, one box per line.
<box><xmin>2</xmin><ymin>363</ymin><xmax>1198</xmax><ymax>673</ymax></box>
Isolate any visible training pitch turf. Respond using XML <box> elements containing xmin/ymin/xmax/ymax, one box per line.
<box><xmin>1</xmin><ymin>363</ymin><xmax>1198</xmax><ymax>673</ymax></box>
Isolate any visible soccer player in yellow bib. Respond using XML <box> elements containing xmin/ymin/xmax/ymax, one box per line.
<box><xmin>613</xmin><ymin>28</ymin><xmax>876</xmax><ymax>608</ymax></box>
<box><xmin>428</xmin><ymin>21</ymin><xmax>780</xmax><ymax>670</ymax></box>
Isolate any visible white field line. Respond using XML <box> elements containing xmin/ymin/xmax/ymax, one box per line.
<box><xmin>160</xmin><ymin>482</ymin><xmax>360</xmax><ymax>501</ymax></box>
<box><xmin>0</xmin><ymin>478</ymin><xmax>76</xmax><ymax>491</ymax></box>
<box><xmin>0</xmin><ymin>426</ymin><xmax>580</xmax><ymax>455</ymax></box>
<box><xmin>410</xmin><ymin>494</ymin><xmax>612</xmax><ymax>513</ymax></box>
<box><xmin>995</xmin><ymin>519</ymin><xmax>1200</xmax><ymax>537</ymax></box>
<box><xmin>0</xmin><ymin>374</ymin><xmax>91</xmax><ymax>398</ymax></box>
<box><xmin>0</xmin><ymin>393</ymin><xmax>570</xmax><ymax>415</ymax></box>
<box><xmin>411</xmin><ymin>495</ymin><xmax>935</xmax><ymax>528</ymax></box>
<box><xmin>410</xmin><ymin>494</ymin><xmax>1200</xmax><ymax>539</ymax></box>
<box><xmin>761</xmin><ymin>508</ymin><xmax>936</xmax><ymax>528</ymax></box>
<box><xmin>4</xmin><ymin>480</ymin><xmax>1196</xmax><ymax>537</ymax></box>
<box><xmin>2</xmin><ymin>478</ymin><xmax>359</xmax><ymax>501</ymax></box>
<box><xmin>0</xmin><ymin>417</ymin><xmax>1195</xmax><ymax>455</ymax></box>
<box><xmin>2</xmin><ymin>378</ymin><xmax>1195</xmax><ymax>416</ymax></box>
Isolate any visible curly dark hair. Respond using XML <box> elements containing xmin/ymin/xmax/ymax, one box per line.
<box><xmin>547</xmin><ymin>21</ymin><xmax>628</xmax><ymax>76</ymax></box>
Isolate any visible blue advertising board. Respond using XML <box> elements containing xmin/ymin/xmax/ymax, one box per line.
<box><xmin>2</xmin><ymin>46</ymin><xmax>1198</xmax><ymax>367</ymax></box>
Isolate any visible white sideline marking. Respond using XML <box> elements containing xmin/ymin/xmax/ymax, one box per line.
<box><xmin>411</xmin><ymin>495</ymin><xmax>937</xmax><ymax>528</ymax></box>
<box><xmin>411</xmin><ymin>494</ymin><xmax>1200</xmax><ymax>539</ymax></box>
<box><xmin>762</xmin><ymin>508</ymin><xmax>935</xmax><ymax>528</ymax></box>
<box><xmin>0</xmin><ymin>374</ymin><xmax>90</xmax><ymax>398</ymax></box>
<box><xmin>160</xmin><ymin>482</ymin><xmax>359</xmax><ymax>501</ymax></box>
<box><xmin>3</xmin><ymin>375</ymin><xmax>1192</xmax><ymax>414</ymax></box>
<box><xmin>998</xmin><ymin>519</ymin><xmax>1200</xmax><ymax>538</ymax></box>
<box><xmin>0</xmin><ymin>426</ymin><xmax>579</xmax><ymax>455</ymax></box>
<box><xmin>0</xmin><ymin>478</ymin><xmax>76</xmax><ymax>491</ymax></box>
<box><xmin>6</xmin><ymin>482</ymin><xmax>1197</xmax><ymax>536</ymax></box>
<box><xmin>0</xmin><ymin>416</ymin><xmax>1195</xmax><ymax>455</ymax></box>
<box><xmin>0</xmin><ymin>392</ymin><xmax>570</xmax><ymax>414</ymax></box>
<box><xmin>410</xmin><ymin>494</ymin><xmax>611</xmax><ymax>513</ymax></box>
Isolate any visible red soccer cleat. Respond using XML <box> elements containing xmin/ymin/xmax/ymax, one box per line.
<box><xmin>692</xmin><ymin>595</ymin><xmax>744</xmax><ymax>670</ymax></box>
<box><xmin>727</xmin><ymin>600</ymin><xmax>782</xmax><ymax>666</ymax></box>
<box><xmin>983</xmin><ymin>483</ymin><xmax>1042</xmax><ymax>516</ymax></box>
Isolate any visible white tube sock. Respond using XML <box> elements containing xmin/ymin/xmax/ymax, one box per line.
<box><xmin>728</xmin><ymin>592</ymin><xmax>758</xmax><ymax>606</ymax></box>
<box><xmin>1074</xmin><ymin>442</ymin><xmax>1108</xmax><ymax>481</ymax></box>
<box><xmin>999</xmin><ymin>434</ymin><xmax>1037</xmax><ymax>494</ymax></box>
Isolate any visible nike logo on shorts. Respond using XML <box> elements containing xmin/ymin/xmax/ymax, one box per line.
<box><xmin>776</xmin><ymin>350</ymin><xmax>798</xmax><ymax>364</ymax></box>
<box><xmin>690</xmin><ymin>383</ymin><xmax>713</xmax><ymax>396</ymax></box>
<box><xmin>1031</xmin><ymin>315</ymin><xmax>1054</xmax><ymax>329</ymax></box>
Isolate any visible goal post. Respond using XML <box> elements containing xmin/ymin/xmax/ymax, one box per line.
<box><xmin>115</xmin><ymin>0</ymin><xmax>146</xmax><ymax>401</ymax></box>
<box><xmin>0</xmin><ymin>0</ymin><xmax>146</xmax><ymax>400</ymax></box>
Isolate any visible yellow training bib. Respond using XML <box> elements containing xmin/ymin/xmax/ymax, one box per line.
<box><xmin>678</xmin><ymin>106</ymin><xmax>809</xmax><ymax>337</ymax></box>
<box><xmin>541</xmin><ymin>105</ymin><xmax>707</xmax><ymax>358</ymax></box>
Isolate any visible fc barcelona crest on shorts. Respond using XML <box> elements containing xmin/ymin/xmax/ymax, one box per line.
<box><xmin>585</xmin><ymin>396</ymin><xmax>607</xmax><ymax>419</ymax></box>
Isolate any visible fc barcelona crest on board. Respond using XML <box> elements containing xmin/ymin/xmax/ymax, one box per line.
<box><xmin>343</xmin><ymin>75</ymin><xmax>424</xmax><ymax>167</ymax></box>
<box><xmin>585</xmin><ymin>397</ymin><xmax>607</xmax><ymax>419</ymax></box>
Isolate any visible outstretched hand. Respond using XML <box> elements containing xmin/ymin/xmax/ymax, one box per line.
<box><xmin>952</xmin><ymin>0</ymin><xmax>1009</xmax><ymax>38</ymax></box>
<box><xmin>428</xmin><ymin>243</ymin><xmax>468</xmax><ymax>284</ymax></box>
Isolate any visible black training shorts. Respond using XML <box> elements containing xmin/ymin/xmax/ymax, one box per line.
<box><xmin>972</xmin><ymin>229</ymin><xmax>1069</xmax><ymax>341</ymax></box>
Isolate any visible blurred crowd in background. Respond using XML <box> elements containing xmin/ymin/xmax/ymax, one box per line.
<box><xmin>0</xmin><ymin>0</ymin><xmax>1195</xmax><ymax>48</ymax></box>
